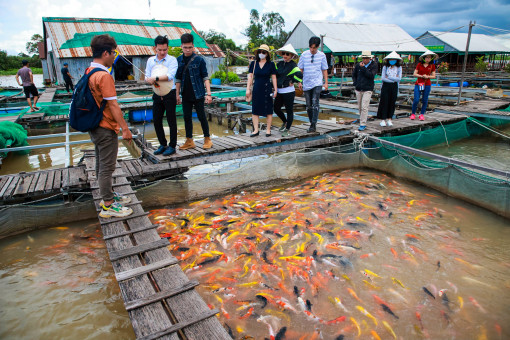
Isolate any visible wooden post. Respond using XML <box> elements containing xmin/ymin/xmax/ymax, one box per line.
<box><xmin>458</xmin><ymin>21</ymin><xmax>475</xmax><ymax>105</ymax></box>
<box><xmin>226</xmin><ymin>49</ymin><xmax>229</xmax><ymax>84</ymax></box>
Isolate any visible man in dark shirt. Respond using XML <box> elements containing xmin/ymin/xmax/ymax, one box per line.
<box><xmin>352</xmin><ymin>51</ymin><xmax>378</xmax><ymax>131</ymax></box>
<box><xmin>175</xmin><ymin>33</ymin><xmax>213</xmax><ymax>150</ymax></box>
<box><xmin>61</xmin><ymin>63</ymin><xmax>74</xmax><ymax>93</ymax></box>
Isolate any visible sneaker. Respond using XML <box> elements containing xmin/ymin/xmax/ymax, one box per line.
<box><xmin>154</xmin><ymin>145</ymin><xmax>167</xmax><ymax>155</ymax></box>
<box><xmin>419</xmin><ymin>114</ymin><xmax>425</xmax><ymax>121</ymax></box>
<box><xmin>281</xmin><ymin>129</ymin><xmax>289</xmax><ymax>137</ymax></box>
<box><xmin>99</xmin><ymin>192</ymin><xmax>131</xmax><ymax>206</ymax></box>
<box><xmin>279</xmin><ymin>123</ymin><xmax>287</xmax><ymax>131</ymax></box>
<box><xmin>387</xmin><ymin>120</ymin><xmax>393</xmax><ymax>127</ymax></box>
<box><xmin>307</xmin><ymin>124</ymin><xmax>316</xmax><ymax>133</ymax></box>
<box><xmin>358</xmin><ymin>125</ymin><xmax>367</xmax><ymax>131</ymax></box>
<box><xmin>410</xmin><ymin>114</ymin><xmax>416</xmax><ymax>120</ymax></box>
<box><xmin>163</xmin><ymin>146</ymin><xmax>176</xmax><ymax>156</ymax></box>
<box><xmin>99</xmin><ymin>202</ymin><xmax>133</xmax><ymax>218</ymax></box>
<box><xmin>380</xmin><ymin>120</ymin><xmax>386</xmax><ymax>127</ymax></box>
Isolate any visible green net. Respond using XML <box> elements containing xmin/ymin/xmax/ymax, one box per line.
<box><xmin>0</xmin><ymin>121</ymin><xmax>29</xmax><ymax>157</ymax></box>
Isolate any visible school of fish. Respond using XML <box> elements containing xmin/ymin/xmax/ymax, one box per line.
<box><xmin>152</xmin><ymin>170</ymin><xmax>508</xmax><ymax>340</ymax></box>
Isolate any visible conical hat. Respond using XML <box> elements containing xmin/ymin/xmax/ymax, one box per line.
<box><xmin>151</xmin><ymin>64</ymin><xmax>173</xmax><ymax>96</ymax></box>
<box><xmin>276</xmin><ymin>44</ymin><xmax>298</xmax><ymax>57</ymax></box>
<box><xmin>384</xmin><ymin>51</ymin><xmax>402</xmax><ymax>60</ymax></box>
<box><xmin>419</xmin><ymin>50</ymin><xmax>438</xmax><ymax>61</ymax></box>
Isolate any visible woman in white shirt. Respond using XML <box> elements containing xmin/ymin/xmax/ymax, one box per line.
<box><xmin>376</xmin><ymin>51</ymin><xmax>402</xmax><ymax>127</ymax></box>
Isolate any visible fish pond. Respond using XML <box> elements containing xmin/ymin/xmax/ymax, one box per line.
<box><xmin>0</xmin><ymin>169</ymin><xmax>509</xmax><ymax>339</ymax></box>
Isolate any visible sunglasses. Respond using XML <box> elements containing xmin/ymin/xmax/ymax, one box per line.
<box><xmin>282</xmin><ymin>52</ymin><xmax>292</xmax><ymax>56</ymax></box>
<box><xmin>311</xmin><ymin>54</ymin><xmax>315</xmax><ymax>63</ymax></box>
<box><xmin>258</xmin><ymin>50</ymin><xmax>268</xmax><ymax>54</ymax></box>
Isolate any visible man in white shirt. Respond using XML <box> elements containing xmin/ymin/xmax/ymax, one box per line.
<box><xmin>145</xmin><ymin>35</ymin><xmax>178</xmax><ymax>156</ymax></box>
<box><xmin>298</xmin><ymin>36</ymin><xmax>328</xmax><ymax>133</ymax></box>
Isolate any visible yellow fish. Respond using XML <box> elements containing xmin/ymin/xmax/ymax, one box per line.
<box><xmin>383</xmin><ymin>320</ymin><xmax>397</xmax><ymax>339</ymax></box>
<box><xmin>226</xmin><ymin>231</ymin><xmax>239</xmax><ymax>242</ymax></box>
<box><xmin>350</xmin><ymin>317</ymin><xmax>361</xmax><ymax>337</ymax></box>
<box><xmin>371</xmin><ymin>330</ymin><xmax>382</xmax><ymax>340</ymax></box>
<box><xmin>392</xmin><ymin>277</ymin><xmax>407</xmax><ymax>289</ymax></box>
<box><xmin>313</xmin><ymin>233</ymin><xmax>324</xmax><ymax>244</ymax></box>
<box><xmin>237</xmin><ymin>281</ymin><xmax>259</xmax><ymax>288</ymax></box>
<box><xmin>51</xmin><ymin>227</ymin><xmax>69</xmax><ymax>230</ymax></box>
<box><xmin>364</xmin><ymin>269</ymin><xmax>382</xmax><ymax>279</ymax></box>
<box><xmin>356</xmin><ymin>305</ymin><xmax>378</xmax><ymax>326</ymax></box>
<box><xmin>363</xmin><ymin>280</ymin><xmax>380</xmax><ymax>290</ymax></box>
<box><xmin>458</xmin><ymin>296</ymin><xmax>464</xmax><ymax>309</ymax></box>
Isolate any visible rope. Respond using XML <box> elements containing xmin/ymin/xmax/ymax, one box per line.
<box><xmin>432</xmin><ymin>117</ymin><xmax>450</xmax><ymax>147</ymax></box>
<box><xmin>467</xmin><ymin>117</ymin><xmax>510</xmax><ymax>140</ymax></box>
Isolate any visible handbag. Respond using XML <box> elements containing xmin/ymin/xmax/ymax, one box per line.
<box><xmin>246</xmin><ymin>61</ymin><xmax>255</xmax><ymax>102</ymax></box>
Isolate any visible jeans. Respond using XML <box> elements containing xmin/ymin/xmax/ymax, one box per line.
<box><xmin>412</xmin><ymin>85</ymin><xmax>431</xmax><ymax>115</ymax></box>
<box><xmin>89</xmin><ymin>126</ymin><xmax>118</xmax><ymax>202</ymax></box>
<box><xmin>273</xmin><ymin>91</ymin><xmax>295</xmax><ymax>130</ymax></box>
<box><xmin>355</xmin><ymin>90</ymin><xmax>373</xmax><ymax>125</ymax></box>
<box><xmin>303</xmin><ymin>86</ymin><xmax>322</xmax><ymax>124</ymax></box>
<box><xmin>152</xmin><ymin>89</ymin><xmax>177</xmax><ymax>148</ymax></box>
<box><xmin>65</xmin><ymin>79</ymin><xmax>74</xmax><ymax>93</ymax></box>
<box><xmin>181</xmin><ymin>97</ymin><xmax>210</xmax><ymax>138</ymax></box>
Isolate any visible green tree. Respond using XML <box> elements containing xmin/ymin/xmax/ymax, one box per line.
<box><xmin>26</xmin><ymin>34</ymin><xmax>43</xmax><ymax>55</ymax></box>
<box><xmin>243</xmin><ymin>9</ymin><xmax>288</xmax><ymax>49</ymax></box>
<box><xmin>243</xmin><ymin>9</ymin><xmax>264</xmax><ymax>48</ymax></box>
<box><xmin>199</xmin><ymin>30</ymin><xmax>237</xmax><ymax>51</ymax></box>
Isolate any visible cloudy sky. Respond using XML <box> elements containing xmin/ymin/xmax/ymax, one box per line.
<box><xmin>0</xmin><ymin>0</ymin><xmax>509</xmax><ymax>55</ymax></box>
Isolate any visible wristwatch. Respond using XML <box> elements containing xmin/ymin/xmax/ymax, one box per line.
<box><xmin>155</xmin><ymin>76</ymin><xmax>159</xmax><ymax>82</ymax></box>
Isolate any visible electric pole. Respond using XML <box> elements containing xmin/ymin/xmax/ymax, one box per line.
<box><xmin>458</xmin><ymin>21</ymin><xmax>475</xmax><ymax>105</ymax></box>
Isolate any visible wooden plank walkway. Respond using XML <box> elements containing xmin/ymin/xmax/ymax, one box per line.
<box><xmin>435</xmin><ymin>99</ymin><xmax>510</xmax><ymax>120</ymax></box>
<box><xmin>83</xmin><ymin>151</ymin><xmax>229</xmax><ymax>340</ymax></box>
<box><xmin>0</xmin><ymin>112</ymin><xmax>467</xmax><ymax>205</ymax></box>
<box><xmin>38</xmin><ymin>88</ymin><xmax>57</xmax><ymax>103</ymax></box>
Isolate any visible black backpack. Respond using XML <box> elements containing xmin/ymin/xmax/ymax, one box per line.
<box><xmin>69</xmin><ymin>68</ymin><xmax>107</xmax><ymax>132</ymax></box>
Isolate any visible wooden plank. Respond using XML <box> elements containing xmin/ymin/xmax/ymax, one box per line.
<box><xmin>99</xmin><ymin>211</ymin><xmax>149</xmax><ymax>225</ymax></box>
<box><xmin>13</xmin><ymin>174</ymin><xmax>34</xmax><ymax>196</ymax></box>
<box><xmin>52</xmin><ymin>170</ymin><xmax>61</xmax><ymax>190</ymax></box>
<box><xmin>109</xmin><ymin>238</ymin><xmax>169</xmax><ymax>261</ymax></box>
<box><xmin>138</xmin><ymin>309</ymin><xmax>219</xmax><ymax>340</ymax></box>
<box><xmin>2</xmin><ymin>176</ymin><xmax>20</xmax><ymax>199</ymax></box>
<box><xmin>68</xmin><ymin>167</ymin><xmax>84</xmax><ymax>187</ymax></box>
<box><xmin>103</xmin><ymin>224</ymin><xmax>160</xmax><ymax>240</ymax></box>
<box><xmin>0</xmin><ymin>177</ymin><xmax>10</xmax><ymax>195</ymax></box>
<box><xmin>213</xmin><ymin>138</ymin><xmax>239</xmax><ymax>149</ymax></box>
<box><xmin>223</xmin><ymin>136</ymin><xmax>253</xmax><ymax>147</ymax></box>
<box><xmin>0</xmin><ymin>176</ymin><xmax>14</xmax><ymax>198</ymax></box>
<box><xmin>227</xmin><ymin>135</ymin><xmax>257</xmax><ymax>146</ymax></box>
<box><xmin>120</xmin><ymin>162</ymin><xmax>134</xmax><ymax>177</ymax></box>
<box><xmin>115</xmin><ymin>257</ymin><xmax>179</xmax><ymax>282</ymax></box>
<box><xmin>43</xmin><ymin>170</ymin><xmax>54</xmax><ymax>192</ymax></box>
<box><xmin>62</xmin><ymin>168</ymin><xmax>70</xmax><ymax>188</ymax></box>
<box><xmin>27</xmin><ymin>172</ymin><xmax>41</xmax><ymax>193</ymax></box>
<box><xmin>125</xmin><ymin>280</ymin><xmax>200</xmax><ymax>311</ymax></box>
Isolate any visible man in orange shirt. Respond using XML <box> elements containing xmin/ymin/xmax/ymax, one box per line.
<box><xmin>87</xmin><ymin>34</ymin><xmax>133</xmax><ymax>218</ymax></box>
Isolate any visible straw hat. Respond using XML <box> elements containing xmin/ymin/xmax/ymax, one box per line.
<box><xmin>419</xmin><ymin>50</ymin><xmax>438</xmax><ymax>61</ymax></box>
<box><xmin>254</xmin><ymin>44</ymin><xmax>271</xmax><ymax>53</ymax></box>
<box><xmin>383</xmin><ymin>51</ymin><xmax>402</xmax><ymax>60</ymax></box>
<box><xmin>151</xmin><ymin>64</ymin><xmax>173</xmax><ymax>96</ymax></box>
<box><xmin>358</xmin><ymin>51</ymin><xmax>374</xmax><ymax>58</ymax></box>
<box><xmin>276</xmin><ymin>44</ymin><xmax>298</xmax><ymax>58</ymax></box>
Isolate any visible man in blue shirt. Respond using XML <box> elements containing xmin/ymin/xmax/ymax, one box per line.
<box><xmin>145</xmin><ymin>35</ymin><xmax>178</xmax><ymax>156</ymax></box>
<box><xmin>61</xmin><ymin>63</ymin><xmax>74</xmax><ymax>93</ymax></box>
<box><xmin>175</xmin><ymin>33</ymin><xmax>213</xmax><ymax>149</ymax></box>
<box><xmin>298</xmin><ymin>36</ymin><xmax>329</xmax><ymax>133</ymax></box>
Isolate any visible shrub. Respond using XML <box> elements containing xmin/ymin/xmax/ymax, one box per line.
<box><xmin>504</xmin><ymin>63</ymin><xmax>510</xmax><ymax>73</ymax></box>
<box><xmin>474</xmin><ymin>56</ymin><xmax>488</xmax><ymax>75</ymax></box>
<box><xmin>436</xmin><ymin>62</ymin><xmax>449</xmax><ymax>74</ymax></box>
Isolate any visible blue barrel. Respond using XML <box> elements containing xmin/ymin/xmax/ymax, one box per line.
<box><xmin>462</xmin><ymin>81</ymin><xmax>468</xmax><ymax>87</ymax></box>
<box><xmin>449</xmin><ymin>82</ymin><xmax>458</xmax><ymax>87</ymax></box>
<box><xmin>211</xmin><ymin>78</ymin><xmax>221</xmax><ymax>85</ymax></box>
<box><xmin>129</xmin><ymin>109</ymin><xmax>153</xmax><ymax>122</ymax></box>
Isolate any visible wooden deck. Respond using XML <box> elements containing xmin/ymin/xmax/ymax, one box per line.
<box><xmin>83</xmin><ymin>151</ymin><xmax>230</xmax><ymax>339</ymax></box>
<box><xmin>435</xmin><ymin>99</ymin><xmax>510</xmax><ymax>120</ymax></box>
<box><xmin>38</xmin><ymin>88</ymin><xmax>57</xmax><ymax>103</ymax></box>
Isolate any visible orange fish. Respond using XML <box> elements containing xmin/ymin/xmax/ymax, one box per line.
<box><xmin>347</xmin><ymin>287</ymin><xmax>363</xmax><ymax>303</ymax></box>
<box><xmin>390</xmin><ymin>248</ymin><xmax>398</xmax><ymax>259</ymax></box>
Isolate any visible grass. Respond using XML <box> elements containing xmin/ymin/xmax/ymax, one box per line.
<box><xmin>0</xmin><ymin>67</ymin><xmax>43</xmax><ymax>76</ymax></box>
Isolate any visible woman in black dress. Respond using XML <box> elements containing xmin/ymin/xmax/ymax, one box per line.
<box><xmin>246</xmin><ymin>44</ymin><xmax>277</xmax><ymax>137</ymax></box>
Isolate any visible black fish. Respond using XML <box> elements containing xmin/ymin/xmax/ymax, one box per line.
<box><xmin>306</xmin><ymin>219</ymin><xmax>312</xmax><ymax>226</ymax></box>
<box><xmin>370</xmin><ymin>212</ymin><xmax>379</xmax><ymax>220</ymax></box>
<box><xmin>198</xmin><ymin>223</ymin><xmax>211</xmax><ymax>226</ymax></box>
<box><xmin>327</xmin><ymin>231</ymin><xmax>335</xmax><ymax>237</ymax></box>
<box><xmin>388</xmin><ymin>212</ymin><xmax>393</xmax><ymax>218</ymax></box>
<box><xmin>274</xmin><ymin>232</ymin><xmax>284</xmax><ymax>238</ymax></box>
<box><xmin>294</xmin><ymin>286</ymin><xmax>300</xmax><ymax>297</ymax></box>
<box><xmin>176</xmin><ymin>247</ymin><xmax>189</xmax><ymax>252</ymax></box>
<box><xmin>442</xmin><ymin>293</ymin><xmax>453</xmax><ymax>312</ymax></box>
<box><xmin>263</xmin><ymin>230</ymin><xmax>275</xmax><ymax>235</ymax></box>
<box><xmin>224</xmin><ymin>323</ymin><xmax>234</xmax><ymax>339</ymax></box>
<box><xmin>197</xmin><ymin>256</ymin><xmax>220</xmax><ymax>266</ymax></box>
<box><xmin>220</xmin><ymin>227</ymin><xmax>229</xmax><ymax>235</ymax></box>
<box><xmin>275</xmin><ymin>326</ymin><xmax>287</xmax><ymax>340</ymax></box>
<box><xmin>378</xmin><ymin>202</ymin><xmax>388</xmax><ymax>211</ymax></box>
<box><xmin>261</xmin><ymin>283</ymin><xmax>277</xmax><ymax>290</ymax></box>
<box><xmin>205</xmin><ymin>212</ymin><xmax>219</xmax><ymax>217</ymax></box>
<box><xmin>341</xmin><ymin>243</ymin><xmax>361</xmax><ymax>250</ymax></box>
<box><xmin>422</xmin><ymin>287</ymin><xmax>435</xmax><ymax>299</ymax></box>
<box><xmin>245</xmin><ymin>236</ymin><xmax>257</xmax><ymax>240</ymax></box>
<box><xmin>335</xmin><ymin>336</ymin><xmax>345</xmax><ymax>340</ymax></box>
<box><xmin>262</xmin><ymin>251</ymin><xmax>272</xmax><ymax>264</ymax></box>
<box><xmin>381</xmin><ymin>303</ymin><xmax>399</xmax><ymax>319</ymax></box>
<box><xmin>293</xmin><ymin>225</ymin><xmax>298</xmax><ymax>233</ymax></box>
<box><xmin>355</xmin><ymin>190</ymin><xmax>368</xmax><ymax>195</ymax></box>
<box><xmin>267</xmin><ymin>202</ymin><xmax>280</xmax><ymax>206</ymax></box>
<box><xmin>306</xmin><ymin>299</ymin><xmax>313</xmax><ymax>312</ymax></box>
<box><xmin>436</xmin><ymin>261</ymin><xmax>441</xmax><ymax>271</ymax></box>
<box><xmin>337</xmin><ymin>195</ymin><xmax>348</xmax><ymax>199</ymax></box>
<box><xmin>256</xmin><ymin>295</ymin><xmax>268</xmax><ymax>308</ymax></box>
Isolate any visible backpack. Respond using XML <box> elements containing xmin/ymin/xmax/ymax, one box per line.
<box><xmin>69</xmin><ymin>68</ymin><xmax>107</xmax><ymax>132</ymax></box>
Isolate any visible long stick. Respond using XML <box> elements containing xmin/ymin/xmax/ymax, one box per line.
<box><xmin>457</xmin><ymin>21</ymin><xmax>475</xmax><ymax>105</ymax></box>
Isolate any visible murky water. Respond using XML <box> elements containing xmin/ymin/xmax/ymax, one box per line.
<box><xmin>1</xmin><ymin>169</ymin><xmax>509</xmax><ymax>339</ymax></box>
<box><xmin>0</xmin><ymin>219</ymin><xmax>133</xmax><ymax>339</ymax></box>
<box><xmin>152</xmin><ymin>170</ymin><xmax>510</xmax><ymax>340</ymax></box>
<box><xmin>0</xmin><ymin>119</ymin><xmax>236</xmax><ymax>175</ymax></box>
<box><xmin>0</xmin><ymin>74</ymin><xmax>44</xmax><ymax>88</ymax></box>
<box><xmin>428</xmin><ymin>124</ymin><xmax>510</xmax><ymax>172</ymax></box>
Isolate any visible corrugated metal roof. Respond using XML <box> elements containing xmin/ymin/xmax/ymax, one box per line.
<box><xmin>206</xmin><ymin>43</ymin><xmax>226</xmax><ymax>58</ymax></box>
<box><xmin>296</xmin><ymin>21</ymin><xmax>427</xmax><ymax>55</ymax></box>
<box><xmin>427</xmin><ymin>31</ymin><xmax>510</xmax><ymax>53</ymax></box>
<box><xmin>43</xmin><ymin>17</ymin><xmax>214</xmax><ymax>58</ymax></box>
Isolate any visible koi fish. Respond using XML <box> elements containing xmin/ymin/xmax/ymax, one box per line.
<box><xmin>381</xmin><ymin>304</ymin><xmax>399</xmax><ymax>319</ymax></box>
<box><xmin>469</xmin><ymin>297</ymin><xmax>487</xmax><ymax>313</ymax></box>
<box><xmin>371</xmin><ymin>329</ymin><xmax>381</xmax><ymax>340</ymax></box>
<box><xmin>422</xmin><ymin>287</ymin><xmax>435</xmax><ymax>299</ymax></box>
<box><xmin>392</xmin><ymin>277</ymin><xmax>407</xmax><ymax>289</ymax></box>
<box><xmin>383</xmin><ymin>320</ymin><xmax>397</xmax><ymax>339</ymax></box>
<box><xmin>356</xmin><ymin>305</ymin><xmax>377</xmax><ymax>326</ymax></box>
<box><xmin>350</xmin><ymin>317</ymin><xmax>361</xmax><ymax>337</ymax></box>
<box><xmin>363</xmin><ymin>269</ymin><xmax>382</xmax><ymax>279</ymax></box>
<box><xmin>329</xmin><ymin>296</ymin><xmax>350</xmax><ymax>313</ymax></box>
<box><xmin>347</xmin><ymin>288</ymin><xmax>363</xmax><ymax>303</ymax></box>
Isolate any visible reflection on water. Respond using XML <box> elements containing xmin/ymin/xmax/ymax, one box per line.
<box><xmin>154</xmin><ymin>169</ymin><xmax>510</xmax><ymax>339</ymax></box>
<box><xmin>0</xmin><ymin>169</ymin><xmax>509</xmax><ymax>339</ymax></box>
<box><xmin>0</xmin><ymin>219</ymin><xmax>133</xmax><ymax>339</ymax></box>
<box><xmin>428</xmin><ymin>125</ymin><xmax>510</xmax><ymax>172</ymax></box>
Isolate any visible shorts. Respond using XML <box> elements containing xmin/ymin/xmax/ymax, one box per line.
<box><xmin>23</xmin><ymin>85</ymin><xmax>39</xmax><ymax>98</ymax></box>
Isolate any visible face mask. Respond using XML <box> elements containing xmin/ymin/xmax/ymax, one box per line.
<box><xmin>389</xmin><ymin>60</ymin><xmax>397</xmax><ymax>65</ymax></box>
<box><xmin>258</xmin><ymin>53</ymin><xmax>266</xmax><ymax>59</ymax></box>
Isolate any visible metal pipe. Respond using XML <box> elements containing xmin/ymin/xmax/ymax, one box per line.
<box><xmin>458</xmin><ymin>21</ymin><xmax>475</xmax><ymax>105</ymax></box>
<box><xmin>65</xmin><ymin>121</ymin><xmax>70</xmax><ymax>167</ymax></box>
<box><xmin>0</xmin><ymin>134</ymin><xmax>138</xmax><ymax>153</ymax></box>
<box><xmin>27</xmin><ymin>131</ymin><xmax>88</xmax><ymax>140</ymax></box>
